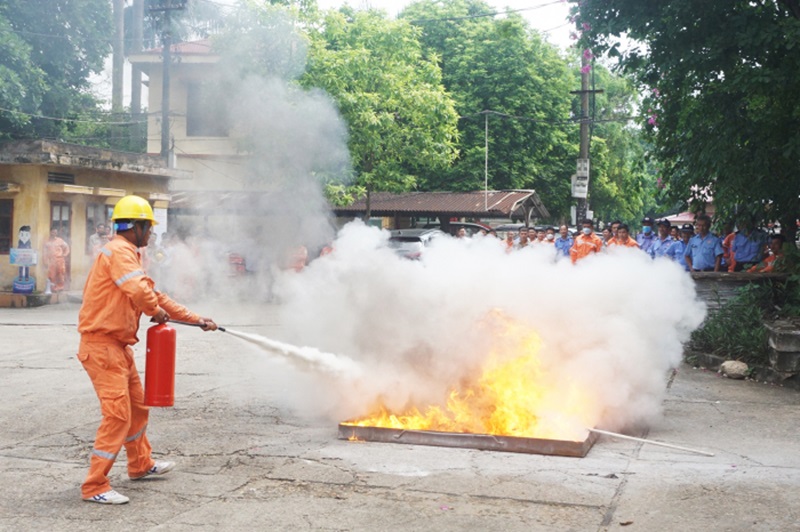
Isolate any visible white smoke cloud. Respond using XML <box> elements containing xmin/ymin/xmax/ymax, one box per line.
<box><xmin>154</xmin><ymin>6</ymin><xmax>706</xmax><ymax>438</ymax></box>
<box><xmin>153</xmin><ymin>8</ymin><xmax>350</xmax><ymax>301</ymax></box>
<box><xmin>274</xmin><ymin>222</ymin><xmax>706</xmax><ymax>435</ymax></box>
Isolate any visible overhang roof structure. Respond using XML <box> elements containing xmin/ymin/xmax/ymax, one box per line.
<box><xmin>0</xmin><ymin>139</ymin><xmax>191</xmax><ymax>181</ymax></box>
<box><xmin>334</xmin><ymin>190</ymin><xmax>550</xmax><ymax>220</ymax></box>
<box><xmin>169</xmin><ymin>189</ymin><xmax>549</xmax><ymax>220</ymax></box>
<box><xmin>128</xmin><ymin>38</ymin><xmax>218</xmax><ymax>69</ymax></box>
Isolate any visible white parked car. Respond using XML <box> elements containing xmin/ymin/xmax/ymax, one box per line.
<box><xmin>388</xmin><ymin>228</ymin><xmax>446</xmax><ymax>259</ymax></box>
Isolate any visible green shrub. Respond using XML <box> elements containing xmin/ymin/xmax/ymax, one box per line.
<box><xmin>689</xmin><ymin>284</ymin><xmax>774</xmax><ymax>364</ymax></box>
<box><xmin>689</xmin><ymin>244</ymin><xmax>800</xmax><ymax>366</ymax></box>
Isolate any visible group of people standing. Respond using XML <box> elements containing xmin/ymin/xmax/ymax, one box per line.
<box><xmin>503</xmin><ymin>215</ymin><xmax>785</xmax><ymax>273</ymax></box>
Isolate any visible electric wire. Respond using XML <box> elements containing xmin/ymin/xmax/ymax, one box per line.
<box><xmin>0</xmin><ymin>106</ymin><xmax>149</xmax><ymax>126</ymax></box>
<box><xmin>407</xmin><ymin>1</ymin><xmax>567</xmax><ymax>24</ymax></box>
<box><xmin>0</xmin><ymin>1</ymin><xmax>574</xmax><ymax>43</ymax></box>
<box><xmin>459</xmin><ymin>110</ymin><xmax>641</xmax><ymax>125</ymax></box>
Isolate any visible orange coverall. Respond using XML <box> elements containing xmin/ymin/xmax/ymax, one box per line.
<box><xmin>44</xmin><ymin>236</ymin><xmax>70</xmax><ymax>291</ymax></box>
<box><xmin>570</xmin><ymin>233</ymin><xmax>604</xmax><ymax>263</ymax></box>
<box><xmin>746</xmin><ymin>253</ymin><xmax>779</xmax><ymax>273</ymax></box>
<box><xmin>607</xmin><ymin>237</ymin><xmax>640</xmax><ymax>248</ymax></box>
<box><xmin>77</xmin><ymin>235</ymin><xmax>200</xmax><ymax>499</ymax></box>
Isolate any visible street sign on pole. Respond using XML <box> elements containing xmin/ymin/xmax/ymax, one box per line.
<box><xmin>571</xmin><ymin>174</ymin><xmax>588</xmax><ymax>198</ymax></box>
<box><xmin>577</xmin><ymin>158</ymin><xmax>590</xmax><ymax>177</ymax></box>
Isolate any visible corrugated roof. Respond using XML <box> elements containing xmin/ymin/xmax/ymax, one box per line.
<box><xmin>334</xmin><ymin>190</ymin><xmax>549</xmax><ymax>219</ymax></box>
<box><xmin>168</xmin><ymin>189</ymin><xmax>549</xmax><ymax>219</ymax></box>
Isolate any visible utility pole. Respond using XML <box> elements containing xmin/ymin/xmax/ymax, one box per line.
<box><xmin>131</xmin><ymin>0</ymin><xmax>145</xmax><ymax>151</ymax></box>
<box><xmin>149</xmin><ymin>0</ymin><xmax>186</xmax><ymax>164</ymax></box>
<box><xmin>112</xmin><ymin>0</ymin><xmax>124</xmax><ymax>113</ymax></box>
<box><xmin>131</xmin><ymin>0</ymin><xmax>144</xmax><ymax>116</ymax></box>
<box><xmin>484</xmin><ymin>111</ymin><xmax>489</xmax><ymax>212</ymax></box>
<box><xmin>570</xmin><ymin>52</ymin><xmax>603</xmax><ymax>226</ymax></box>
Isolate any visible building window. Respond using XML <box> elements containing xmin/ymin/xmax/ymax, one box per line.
<box><xmin>48</xmin><ymin>172</ymin><xmax>75</xmax><ymax>184</ymax></box>
<box><xmin>50</xmin><ymin>202</ymin><xmax>71</xmax><ymax>241</ymax></box>
<box><xmin>186</xmin><ymin>82</ymin><xmax>229</xmax><ymax>137</ymax></box>
<box><xmin>0</xmin><ymin>199</ymin><xmax>12</xmax><ymax>254</ymax></box>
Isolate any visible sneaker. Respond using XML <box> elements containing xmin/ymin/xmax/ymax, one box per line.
<box><xmin>83</xmin><ymin>489</ymin><xmax>129</xmax><ymax>505</ymax></box>
<box><xmin>130</xmin><ymin>460</ymin><xmax>175</xmax><ymax>480</ymax></box>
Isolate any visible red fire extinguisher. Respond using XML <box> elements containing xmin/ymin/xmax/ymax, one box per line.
<box><xmin>145</xmin><ymin>323</ymin><xmax>177</xmax><ymax>407</ymax></box>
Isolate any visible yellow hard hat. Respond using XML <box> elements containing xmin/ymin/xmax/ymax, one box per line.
<box><xmin>111</xmin><ymin>195</ymin><xmax>158</xmax><ymax>224</ymax></box>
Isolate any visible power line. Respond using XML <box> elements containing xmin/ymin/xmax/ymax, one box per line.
<box><xmin>0</xmin><ymin>106</ymin><xmax>149</xmax><ymax>125</ymax></box>
<box><xmin>408</xmin><ymin>1</ymin><xmax>566</xmax><ymax>24</ymax></box>
<box><xmin>458</xmin><ymin>109</ymin><xmax>642</xmax><ymax>127</ymax></box>
<box><xmin>460</xmin><ymin>109</ymin><xmax>575</xmax><ymax>125</ymax></box>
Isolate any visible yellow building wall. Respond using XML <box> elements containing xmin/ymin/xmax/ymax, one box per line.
<box><xmin>145</xmin><ymin>66</ymin><xmax>246</xmax><ymax>188</ymax></box>
<box><xmin>1</xmin><ymin>164</ymin><xmax>169</xmax><ymax>293</ymax></box>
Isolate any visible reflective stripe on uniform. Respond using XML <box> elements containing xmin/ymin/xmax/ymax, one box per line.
<box><xmin>114</xmin><ymin>270</ymin><xmax>145</xmax><ymax>286</ymax></box>
<box><xmin>92</xmin><ymin>448</ymin><xmax>117</xmax><ymax>460</ymax></box>
<box><xmin>100</xmin><ymin>247</ymin><xmax>112</xmax><ymax>257</ymax></box>
<box><xmin>125</xmin><ymin>424</ymin><xmax>147</xmax><ymax>443</ymax></box>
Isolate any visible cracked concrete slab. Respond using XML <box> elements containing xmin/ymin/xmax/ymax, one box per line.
<box><xmin>1</xmin><ymin>302</ymin><xmax>799</xmax><ymax>531</ymax></box>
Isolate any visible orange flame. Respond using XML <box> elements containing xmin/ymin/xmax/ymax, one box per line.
<box><xmin>343</xmin><ymin>311</ymin><xmax>596</xmax><ymax>441</ymax></box>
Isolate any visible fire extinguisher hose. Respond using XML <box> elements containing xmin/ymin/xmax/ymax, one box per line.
<box><xmin>169</xmin><ymin>319</ymin><xmax>227</xmax><ymax>332</ymax></box>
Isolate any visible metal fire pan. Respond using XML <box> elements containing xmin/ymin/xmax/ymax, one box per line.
<box><xmin>338</xmin><ymin>424</ymin><xmax>597</xmax><ymax>457</ymax></box>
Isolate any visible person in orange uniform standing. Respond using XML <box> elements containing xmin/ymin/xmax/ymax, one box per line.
<box><xmin>77</xmin><ymin>195</ymin><xmax>217</xmax><ymax>505</ymax></box>
<box><xmin>570</xmin><ymin>219</ymin><xmax>604</xmax><ymax>263</ymax></box>
<box><xmin>607</xmin><ymin>224</ymin><xmax>640</xmax><ymax>248</ymax></box>
<box><xmin>747</xmin><ymin>234</ymin><xmax>785</xmax><ymax>273</ymax></box>
<box><xmin>44</xmin><ymin>226</ymin><xmax>70</xmax><ymax>291</ymax></box>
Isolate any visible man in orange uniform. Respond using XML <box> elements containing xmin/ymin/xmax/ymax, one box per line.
<box><xmin>607</xmin><ymin>224</ymin><xmax>640</xmax><ymax>248</ymax></box>
<box><xmin>747</xmin><ymin>234</ymin><xmax>785</xmax><ymax>273</ymax></box>
<box><xmin>77</xmin><ymin>195</ymin><xmax>217</xmax><ymax>505</ymax></box>
<box><xmin>570</xmin><ymin>219</ymin><xmax>604</xmax><ymax>263</ymax></box>
<box><xmin>44</xmin><ymin>226</ymin><xmax>70</xmax><ymax>291</ymax></box>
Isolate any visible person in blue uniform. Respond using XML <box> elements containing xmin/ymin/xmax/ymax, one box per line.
<box><xmin>684</xmin><ymin>215</ymin><xmax>723</xmax><ymax>272</ymax></box>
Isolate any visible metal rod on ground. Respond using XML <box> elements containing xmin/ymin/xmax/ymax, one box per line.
<box><xmin>588</xmin><ymin>428</ymin><xmax>715</xmax><ymax>457</ymax></box>
<box><xmin>169</xmin><ymin>320</ymin><xmax>226</xmax><ymax>332</ymax></box>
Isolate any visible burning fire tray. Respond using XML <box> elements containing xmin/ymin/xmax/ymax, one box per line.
<box><xmin>338</xmin><ymin>424</ymin><xmax>597</xmax><ymax>457</ymax></box>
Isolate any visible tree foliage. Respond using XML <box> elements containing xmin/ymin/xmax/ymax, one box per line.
<box><xmin>401</xmin><ymin>0</ymin><xmax>577</xmax><ymax>218</ymax></box>
<box><xmin>0</xmin><ymin>0</ymin><xmax>112</xmax><ymax>140</ymax></box>
<box><xmin>574</xmin><ymin>0</ymin><xmax>800</xmax><ymax>238</ymax></box>
<box><xmin>581</xmin><ymin>63</ymin><xmax>662</xmax><ymax>226</ymax></box>
<box><xmin>301</xmin><ymin>8</ymin><xmax>460</xmax><ymax>215</ymax></box>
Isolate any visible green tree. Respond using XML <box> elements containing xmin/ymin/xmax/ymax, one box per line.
<box><xmin>0</xmin><ymin>0</ymin><xmax>112</xmax><ymax>140</ymax></box>
<box><xmin>574</xmin><ymin>0</ymin><xmax>800</xmax><ymax>240</ymax></box>
<box><xmin>125</xmin><ymin>0</ymin><xmax>225</xmax><ymax>54</ymax></box>
<box><xmin>301</xmin><ymin>8</ymin><xmax>460</xmax><ymax>217</ymax></box>
<box><xmin>581</xmin><ymin>63</ymin><xmax>661</xmax><ymax>226</ymax></box>
<box><xmin>401</xmin><ymin>0</ymin><xmax>576</xmax><ymax>219</ymax></box>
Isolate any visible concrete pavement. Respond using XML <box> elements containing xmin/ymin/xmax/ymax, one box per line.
<box><xmin>1</xmin><ymin>301</ymin><xmax>799</xmax><ymax>531</ymax></box>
